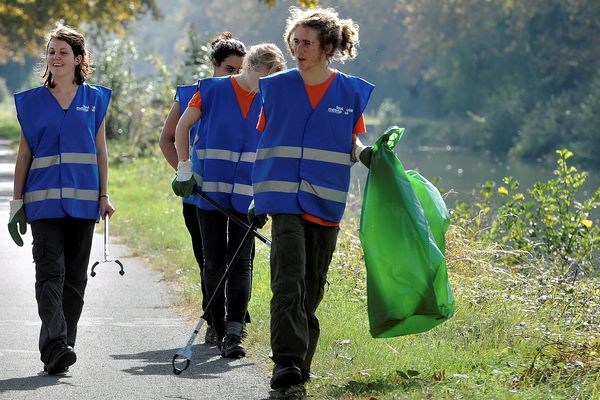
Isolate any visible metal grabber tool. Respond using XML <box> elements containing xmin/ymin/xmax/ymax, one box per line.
<box><xmin>91</xmin><ymin>214</ymin><xmax>124</xmax><ymax>277</ymax></box>
<box><xmin>172</xmin><ymin>221</ymin><xmax>258</xmax><ymax>375</ymax></box>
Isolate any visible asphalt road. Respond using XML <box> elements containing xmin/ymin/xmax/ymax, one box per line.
<box><xmin>0</xmin><ymin>139</ymin><xmax>272</xmax><ymax>399</ymax></box>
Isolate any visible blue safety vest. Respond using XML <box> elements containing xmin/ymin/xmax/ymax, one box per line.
<box><xmin>176</xmin><ymin>84</ymin><xmax>202</xmax><ymax>208</ymax></box>
<box><xmin>192</xmin><ymin>77</ymin><xmax>261</xmax><ymax>213</ymax></box>
<box><xmin>252</xmin><ymin>69</ymin><xmax>373</xmax><ymax>223</ymax></box>
<box><xmin>14</xmin><ymin>83</ymin><xmax>111</xmax><ymax>222</ymax></box>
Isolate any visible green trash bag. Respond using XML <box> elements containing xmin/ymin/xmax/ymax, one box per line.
<box><xmin>359</xmin><ymin>126</ymin><xmax>455</xmax><ymax>338</ymax></box>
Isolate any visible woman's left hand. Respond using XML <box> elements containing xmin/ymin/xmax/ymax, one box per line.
<box><xmin>100</xmin><ymin>196</ymin><xmax>116</xmax><ymax>219</ymax></box>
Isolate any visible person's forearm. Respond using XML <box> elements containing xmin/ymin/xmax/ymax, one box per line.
<box><xmin>95</xmin><ymin>120</ymin><xmax>110</xmax><ymax>196</ymax></box>
<box><xmin>160</xmin><ymin>135</ymin><xmax>179</xmax><ymax>169</ymax></box>
<box><xmin>160</xmin><ymin>103</ymin><xmax>180</xmax><ymax>170</ymax></box>
<box><xmin>97</xmin><ymin>147</ymin><xmax>109</xmax><ymax>196</ymax></box>
<box><xmin>12</xmin><ymin>134</ymin><xmax>31</xmax><ymax>199</ymax></box>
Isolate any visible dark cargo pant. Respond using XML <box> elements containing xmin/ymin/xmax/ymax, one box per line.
<box><xmin>197</xmin><ymin>209</ymin><xmax>254</xmax><ymax>338</ymax></box>
<box><xmin>182</xmin><ymin>203</ymin><xmax>209</xmax><ymax>325</ymax></box>
<box><xmin>31</xmin><ymin>217</ymin><xmax>95</xmax><ymax>364</ymax></box>
<box><xmin>270</xmin><ymin>214</ymin><xmax>339</xmax><ymax>371</ymax></box>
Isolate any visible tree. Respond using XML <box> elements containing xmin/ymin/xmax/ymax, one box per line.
<box><xmin>0</xmin><ymin>0</ymin><xmax>160</xmax><ymax>62</ymax></box>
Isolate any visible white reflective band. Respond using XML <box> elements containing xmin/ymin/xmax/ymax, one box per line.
<box><xmin>193</xmin><ymin>173</ymin><xmax>203</xmax><ymax>186</ymax></box>
<box><xmin>201</xmin><ymin>181</ymin><xmax>233</xmax><ymax>193</ymax></box>
<box><xmin>256</xmin><ymin>146</ymin><xmax>302</xmax><ymax>160</ymax></box>
<box><xmin>30</xmin><ymin>155</ymin><xmax>60</xmax><ymax>170</ymax></box>
<box><xmin>233</xmin><ymin>183</ymin><xmax>253</xmax><ymax>197</ymax></box>
<box><xmin>30</xmin><ymin>153</ymin><xmax>97</xmax><ymax>170</ymax></box>
<box><xmin>197</xmin><ymin>149</ymin><xmax>241</xmax><ymax>162</ymax></box>
<box><xmin>300</xmin><ymin>180</ymin><xmax>347</xmax><ymax>203</ymax></box>
<box><xmin>253</xmin><ymin>180</ymin><xmax>299</xmax><ymax>194</ymax></box>
<box><xmin>24</xmin><ymin>189</ymin><xmax>61</xmax><ymax>203</ymax></box>
<box><xmin>61</xmin><ymin>153</ymin><xmax>97</xmax><ymax>164</ymax></box>
<box><xmin>302</xmin><ymin>148</ymin><xmax>353</xmax><ymax>166</ymax></box>
<box><xmin>23</xmin><ymin>187</ymin><xmax>99</xmax><ymax>203</ymax></box>
<box><xmin>239</xmin><ymin>152</ymin><xmax>256</xmax><ymax>163</ymax></box>
<box><xmin>61</xmin><ymin>188</ymin><xmax>100</xmax><ymax>201</ymax></box>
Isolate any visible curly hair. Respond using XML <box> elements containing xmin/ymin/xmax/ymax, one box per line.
<box><xmin>284</xmin><ymin>7</ymin><xmax>360</xmax><ymax>63</ymax></box>
<box><xmin>41</xmin><ymin>25</ymin><xmax>93</xmax><ymax>87</ymax></box>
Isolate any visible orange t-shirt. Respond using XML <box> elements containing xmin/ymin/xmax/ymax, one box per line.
<box><xmin>256</xmin><ymin>71</ymin><xmax>366</xmax><ymax>227</ymax></box>
<box><xmin>188</xmin><ymin>76</ymin><xmax>256</xmax><ymax>119</ymax></box>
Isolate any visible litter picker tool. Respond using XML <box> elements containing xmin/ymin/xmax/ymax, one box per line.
<box><xmin>90</xmin><ymin>214</ymin><xmax>124</xmax><ymax>277</ymax></box>
<box><xmin>172</xmin><ymin>221</ymin><xmax>258</xmax><ymax>375</ymax></box>
<box><xmin>193</xmin><ymin>187</ymin><xmax>271</xmax><ymax>247</ymax></box>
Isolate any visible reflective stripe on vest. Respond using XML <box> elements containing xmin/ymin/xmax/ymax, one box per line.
<box><xmin>15</xmin><ymin>83</ymin><xmax>111</xmax><ymax>222</ymax></box>
<box><xmin>233</xmin><ymin>183</ymin><xmax>253</xmax><ymax>197</ymax></box>
<box><xmin>24</xmin><ymin>188</ymin><xmax>99</xmax><ymax>203</ymax></box>
<box><xmin>253</xmin><ymin>69</ymin><xmax>373</xmax><ymax>222</ymax></box>
<box><xmin>30</xmin><ymin>152</ymin><xmax>96</xmax><ymax>170</ymax></box>
<box><xmin>192</xmin><ymin>77</ymin><xmax>261</xmax><ymax>213</ymax></box>
<box><xmin>197</xmin><ymin>148</ymin><xmax>241</xmax><ymax>162</ymax></box>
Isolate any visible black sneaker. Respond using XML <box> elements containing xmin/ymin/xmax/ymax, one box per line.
<box><xmin>45</xmin><ymin>343</ymin><xmax>76</xmax><ymax>375</ymax></box>
<box><xmin>43</xmin><ymin>364</ymin><xmax>69</xmax><ymax>375</ymax></box>
<box><xmin>270</xmin><ymin>360</ymin><xmax>302</xmax><ymax>390</ymax></box>
<box><xmin>221</xmin><ymin>334</ymin><xmax>246</xmax><ymax>359</ymax></box>
<box><xmin>300</xmin><ymin>368</ymin><xmax>311</xmax><ymax>383</ymax></box>
<box><xmin>205</xmin><ymin>325</ymin><xmax>217</xmax><ymax>345</ymax></box>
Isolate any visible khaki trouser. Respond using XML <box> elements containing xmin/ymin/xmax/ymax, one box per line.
<box><xmin>269</xmin><ymin>214</ymin><xmax>339</xmax><ymax>371</ymax></box>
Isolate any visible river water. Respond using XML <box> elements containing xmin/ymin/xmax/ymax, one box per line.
<box><xmin>349</xmin><ymin>146</ymin><xmax>600</xmax><ymax>221</ymax></box>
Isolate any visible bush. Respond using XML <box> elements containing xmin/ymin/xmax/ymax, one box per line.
<box><xmin>453</xmin><ymin>149</ymin><xmax>600</xmax><ymax>274</ymax></box>
<box><xmin>92</xmin><ymin>29</ymin><xmax>215</xmax><ymax>162</ymax></box>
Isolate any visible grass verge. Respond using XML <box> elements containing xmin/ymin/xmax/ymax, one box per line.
<box><xmin>109</xmin><ymin>149</ymin><xmax>599</xmax><ymax>399</ymax></box>
<box><xmin>0</xmin><ymin>102</ymin><xmax>21</xmax><ymax>141</ymax></box>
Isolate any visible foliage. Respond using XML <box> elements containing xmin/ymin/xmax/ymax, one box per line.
<box><xmin>93</xmin><ymin>37</ymin><xmax>171</xmax><ymax>160</ymax></box>
<box><xmin>453</xmin><ymin>150</ymin><xmax>600</xmax><ymax>273</ymax></box>
<box><xmin>174</xmin><ymin>25</ymin><xmax>218</xmax><ymax>84</ymax></box>
<box><xmin>372</xmin><ymin>97</ymin><xmax>402</xmax><ymax>136</ymax></box>
<box><xmin>0</xmin><ymin>0</ymin><xmax>160</xmax><ymax>62</ymax></box>
<box><xmin>397</xmin><ymin>0</ymin><xmax>600</xmax><ymax>166</ymax></box>
<box><xmin>259</xmin><ymin>0</ymin><xmax>319</xmax><ymax>7</ymax></box>
<box><xmin>0</xmin><ymin>101</ymin><xmax>20</xmax><ymax>141</ymax></box>
<box><xmin>108</xmin><ymin>158</ymin><xmax>600</xmax><ymax>398</ymax></box>
<box><xmin>91</xmin><ymin>27</ymin><xmax>215</xmax><ymax>160</ymax></box>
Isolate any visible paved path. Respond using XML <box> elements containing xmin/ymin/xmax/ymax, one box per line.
<box><xmin>0</xmin><ymin>139</ymin><xmax>271</xmax><ymax>399</ymax></box>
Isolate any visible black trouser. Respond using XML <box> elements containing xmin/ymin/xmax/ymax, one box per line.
<box><xmin>270</xmin><ymin>214</ymin><xmax>339</xmax><ymax>372</ymax></box>
<box><xmin>197</xmin><ymin>209</ymin><xmax>254</xmax><ymax>338</ymax></box>
<box><xmin>31</xmin><ymin>217</ymin><xmax>95</xmax><ymax>364</ymax></box>
<box><xmin>182</xmin><ymin>203</ymin><xmax>210</xmax><ymax>325</ymax></box>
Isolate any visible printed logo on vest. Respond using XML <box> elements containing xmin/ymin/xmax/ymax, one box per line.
<box><xmin>327</xmin><ymin>105</ymin><xmax>353</xmax><ymax>115</ymax></box>
<box><xmin>76</xmin><ymin>105</ymin><xmax>96</xmax><ymax>112</ymax></box>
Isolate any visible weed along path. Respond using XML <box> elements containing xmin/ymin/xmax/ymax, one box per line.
<box><xmin>0</xmin><ymin>138</ymin><xmax>270</xmax><ymax>399</ymax></box>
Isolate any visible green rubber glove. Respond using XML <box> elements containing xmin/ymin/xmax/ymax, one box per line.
<box><xmin>8</xmin><ymin>199</ymin><xmax>27</xmax><ymax>247</ymax></box>
<box><xmin>171</xmin><ymin>176</ymin><xmax>196</xmax><ymax>197</ymax></box>
<box><xmin>172</xmin><ymin>160</ymin><xmax>196</xmax><ymax>197</ymax></box>
<box><xmin>247</xmin><ymin>200</ymin><xmax>267</xmax><ymax>229</ymax></box>
<box><xmin>359</xmin><ymin>146</ymin><xmax>373</xmax><ymax>168</ymax></box>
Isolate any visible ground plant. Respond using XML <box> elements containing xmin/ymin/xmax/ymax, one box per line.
<box><xmin>105</xmin><ymin>145</ymin><xmax>599</xmax><ymax>399</ymax></box>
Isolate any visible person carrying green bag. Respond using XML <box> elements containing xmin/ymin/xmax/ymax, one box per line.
<box><xmin>357</xmin><ymin>126</ymin><xmax>455</xmax><ymax>338</ymax></box>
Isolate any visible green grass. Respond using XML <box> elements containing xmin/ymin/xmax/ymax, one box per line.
<box><xmin>109</xmin><ymin>148</ymin><xmax>600</xmax><ymax>400</ymax></box>
<box><xmin>0</xmin><ymin>102</ymin><xmax>21</xmax><ymax>141</ymax></box>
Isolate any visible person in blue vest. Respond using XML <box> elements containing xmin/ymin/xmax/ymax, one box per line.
<box><xmin>172</xmin><ymin>43</ymin><xmax>287</xmax><ymax>358</ymax></box>
<box><xmin>248</xmin><ymin>7</ymin><xmax>374</xmax><ymax>391</ymax></box>
<box><xmin>159</xmin><ymin>32</ymin><xmax>246</xmax><ymax>347</ymax></box>
<box><xmin>8</xmin><ymin>25</ymin><xmax>113</xmax><ymax>375</ymax></box>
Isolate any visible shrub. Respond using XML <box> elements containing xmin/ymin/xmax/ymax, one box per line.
<box><xmin>453</xmin><ymin>149</ymin><xmax>600</xmax><ymax>274</ymax></box>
